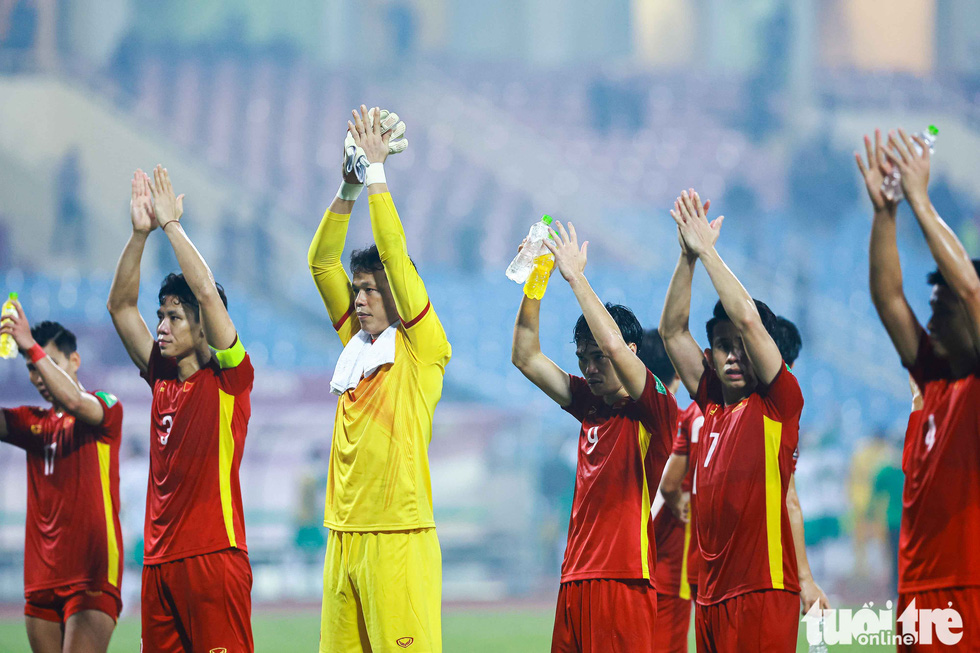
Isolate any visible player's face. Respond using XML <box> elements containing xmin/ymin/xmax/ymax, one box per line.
<box><xmin>927</xmin><ymin>285</ymin><xmax>974</xmax><ymax>360</ymax></box>
<box><xmin>576</xmin><ymin>340</ymin><xmax>623</xmax><ymax>398</ymax></box>
<box><xmin>352</xmin><ymin>269</ymin><xmax>398</xmax><ymax>338</ymax></box>
<box><xmin>26</xmin><ymin>343</ymin><xmax>77</xmax><ymax>405</ymax></box>
<box><xmin>156</xmin><ymin>296</ymin><xmax>201</xmax><ymax>358</ymax></box>
<box><xmin>708</xmin><ymin>321</ymin><xmax>758</xmax><ymax>393</ymax></box>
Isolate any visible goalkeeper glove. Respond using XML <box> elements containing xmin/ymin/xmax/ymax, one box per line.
<box><xmin>369</xmin><ymin>109</ymin><xmax>408</xmax><ymax>154</ymax></box>
<box><xmin>338</xmin><ymin>132</ymin><xmax>368</xmax><ymax>200</ymax></box>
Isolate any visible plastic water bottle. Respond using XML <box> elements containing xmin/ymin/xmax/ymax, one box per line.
<box><xmin>880</xmin><ymin>125</ymin><xmax>938</xmax><ymax>202</ymax></box>
<box><xmin>809</xmin><ymin>616</ymin><xmax>829</xmax><ymax>653</ymax></box>
<box><xmin>523</xmin><ymin>254</ymin><xmax>555</xmax><ymax>299</ymax></box>
<box><xmin>0</xmin><ymin>293</ymin><xmax>19</xmax><ymax>359</ymax></box>
<box><xmin>506</xmin><ymin>215</ymin><xmax>554</xmax><ymax>284</ymax></box>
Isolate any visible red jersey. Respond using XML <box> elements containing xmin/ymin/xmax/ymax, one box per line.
<box><xmin>899</xmin><ymin>334</ymin><xmax>980</xmax><ymax>592</ymax></box>
<box><xmin>654</xmin><ymin>401</ymin><xmax>704</xmax><ymax>599</ymax></box>
<box><xmin>693</xmin><ymin>365</ymin><xmax>802</xmax><ymax>605</ymax></box>
<box><xmin>140</xmin><ymin>339</ymin><xmax>253</xmax><ymax>564</ymax></box>
<box><xmin>560</xmin><ymin>369</ymin><xmax>677</xmax><ymax>583</ymax></box>
<box><xmin>1</xmin><ymin>392</ymin><xmax>123</xmax><ymax>594</ymax></box>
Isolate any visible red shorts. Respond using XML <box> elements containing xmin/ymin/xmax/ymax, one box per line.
<box><xmin>141</xmin><ymin>548</ymin><xmax>253</xmax><ymax>653</ymax></box>
<box><xmin>551</xmin><ymin>578</ymin><xmax>657</xmax><ymax>653</ymax></box>
<box><xmin>695</xmin><ymin>589</ymin><xmax>798</xmax><ymax>653</ymax></box>
<box><xmin>25</xmin><ymin>583</ymin><xmax>121</xmax><ymax>623</ymax></box>
<box><xmin>655</xmin><ymin>590</ymin><xmax>694</xmax><ymax>652</ymax></box>
<box><xmin>898</xmin><ymin>587</ymin><xmax>980</xmax><ymax>651</ymax></box>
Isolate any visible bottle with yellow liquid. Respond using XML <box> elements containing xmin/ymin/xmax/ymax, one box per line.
<box><xmin>523</xmin><ymin>254</ymin><xmax>554</xmax><ymax>299</ymax></box>
<box><xmin>0</xmin><ymin>292</ymin><xmax>19</xmax><ymax>359</ymax></box>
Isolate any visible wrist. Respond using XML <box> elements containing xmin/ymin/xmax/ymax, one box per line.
<box><xmin>25</xmin><ymin>342</ymin><xmax>46</xmax><ymax>364</ymax></box>
<box><xmin>908</xmin><ymin>195</ymin><xmax>933</xmax><ymax>216</ymax></box>
<box><xmin>365</xmin><ymin>162</ymin><xmax>386</xmax><ymax>186</ymax></box>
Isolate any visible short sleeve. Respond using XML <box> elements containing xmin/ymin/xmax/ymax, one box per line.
<box><xmin>1</xmin><ymin>406</ymin><xmax>43</xmax><ymax>452</ymax></box>
<box><xmin>561</xmin><ymin>375</ymin><xmax>597</xmax><ymax>423</ymax></box>
<box><xmin>92</xmin><ymin>391</ymin><xmax>124</xmax><ymax>441</ymax></box>
<box><xmin>759</xmin><ymin>364</ymin><xmax>804</xmax><ymax>420</ymax></box>
<box><xmin>214</xmin><ymin>337</ymin><xmax>254</xmax><ymax>396</ymax></box>
<box><xmin>634</xmin><ymin>369</ymin><xmax>678</xmax><ymax>458</ymax></box>
<box><xmin>140</xmin><ymin>342</ymin><xmax>178</xmax><ymax>387</ymax></box>
<box><xmin>905</xmin><ymin>332</ymin><xmax>951</xmax><ymax>388</ymax></box>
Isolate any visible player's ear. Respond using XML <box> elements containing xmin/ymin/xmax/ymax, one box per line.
<box><xmin>69</xmin><ymin>351</ymin><xmax>81</xmax><ymax>372</ymax></box>
<box><xmin>627</xmin><ymin>342</ymin><xmax>637</xmax><ymax>354</ymax></box>
<box><xmin>702</xmin><ymin>348</ymin><xmax>714</xmax><ymax>370</ymax></box>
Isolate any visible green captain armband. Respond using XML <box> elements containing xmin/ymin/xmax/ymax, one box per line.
<box><xmin>214</xmin><ymin>337</ymin><xmax>247</xmax><ymax>369</ymax></box>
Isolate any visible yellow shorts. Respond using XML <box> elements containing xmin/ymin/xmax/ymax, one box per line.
<box><xmin>319</xmin><ymin>528</ymin><xmax>442</xmax><ymax>653</ymax></box>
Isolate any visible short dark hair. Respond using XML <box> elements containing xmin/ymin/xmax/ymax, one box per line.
<box><xmin>158</xmin><ymin>272</ymin><xmax>227</xmax><ymax>323</ymax></box>
<box><xmin>30</xmin><ymin>321</ymin><xmax>77</xmax><ymax>357</ymax></box>
<box><xmin>350</xmin><ymin>244</ymin><xmax>417</xmax><ymax>276</ymax></box>
<box><xmin>638</xmin><ymin>328</ymin><xmax>677</xmax><ymax>383</ymax></box>
<box><xmin>774</xmin><ymin>316</ymin><xmax>802</xmax><ymax>366</ymax></box>
<box><xmin>573</xmin><ymin>303</ymin><xmax>643</xmax><ymax>349</ymax></box>
<box><xmin>927</xmin><ymin>260</ymin><xmax>980</xmax><ymax>287</ymax></box>
<box><xmin>705</xmin><ymin>299</ymin><xmax>778</xmax><ymax>345</ymax></box>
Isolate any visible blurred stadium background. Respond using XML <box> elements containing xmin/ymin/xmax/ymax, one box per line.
<box><xmin>0</xmin><ymin>0</ymin><xmax>978</xmax><ymax>650</ymax></box>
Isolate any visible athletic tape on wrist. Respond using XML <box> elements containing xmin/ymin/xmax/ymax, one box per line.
<box><xmin>365</xmin><ymin>163</ymin><xmax>386</xmax><ymax>186</ymax></box>
<box><xmin>27</xmin><ymin>343</ymin><xmax>46</xmax><ymax>364</ymax></box>
<box><xmin>337</xmin><ymin>181</ymin><xmax>363</xmax><ymax>201</ymax></box>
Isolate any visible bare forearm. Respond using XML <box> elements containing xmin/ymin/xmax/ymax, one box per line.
<box><xmin>567</xmin><ymin>274</ymin><xmax>624</xmax><ymax>354</ymax></box>
<box><xmin>512</xmin><ymin>295</ymin><xmax>544</xmax><ymax>366</ymax></box>
<box><xmin>787</xmin><ymin>483</ymin><xmax>813</xmax><ymax>581</ymax></box>
<box><xmin>869</xmin><ymin>209</ymin><xmax>905</xmax><ymax>305</ymax></box>
<box><xmin>698</xmin><ymin>248</ymin><xmax>757</xmax><ymax>329</ymax></box>
<box><xmin>163</xmin><ymin>224</ymin><xmax>218</xmax><ymax>300</ymax></box>
<box><xmin>660</xmin><ymin>255</ymin><xmax>696</xmax><ymax>339</ymax></box>
<box><xmin>108</xmin><ymin>232</ymin><xmax>148</xmax><ymax>311</ymax></box>
<box><xmin>909</xmin><ymin>198</ymin><xmax>980</xmax><ymax>299</ymax></box>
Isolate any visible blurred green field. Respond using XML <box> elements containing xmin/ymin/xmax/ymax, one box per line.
<box><xmin>0</xmin><ymin>607</ymin><xmax>894</xmax><ymax>652</ymax></box>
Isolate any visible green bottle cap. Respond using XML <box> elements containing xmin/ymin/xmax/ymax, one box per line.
<box><xmin>928</xmin><ymin>125</ymin><xmax>939</xmax><ymax>136</ymax></box>
<box><xmin>8</xmin><ymin>292</ymin><xmax>17</xmax><ymax>300</ymax></box>
<box><xmin>541</xmin><ymin>214</ymin><xmax>553</xmax><ymax>225</ymax></box>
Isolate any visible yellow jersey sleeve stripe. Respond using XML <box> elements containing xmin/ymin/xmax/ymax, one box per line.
<box><xmin>637</xmin><ymin>423</ymin><xmax>653</xmax><ymax>580</ymax></box>
<box><xmin>679</xmin><ymin>518</ymin><xmax>692</xmax><ymax>600</ymax></box>
<box><xmin>763</xmin><ymin>415</ymin><xmax>785</xmax><ymax>589</ymax></box>
<box><xmin>218</xmin><ymin>390</ymin><xmax>238</xmax><ymax>548</ymax></box>
<box><xmin>214</xmin><ymin>337</ymin><xmax>246</xmax><ymax>369</ymax></box>
<box><xmin>97</xmin><ymin>442</ymin><xmax>120</xmax><ymax>588</ymax></box>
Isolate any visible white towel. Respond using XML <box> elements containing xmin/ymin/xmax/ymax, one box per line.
<box><xmin>330</xmin><ymin>324</ymin><xmax>397</xmax><ymax>395</ymax></box>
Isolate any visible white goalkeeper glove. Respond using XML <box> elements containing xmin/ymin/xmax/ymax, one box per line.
<box><xmin>368</xmin><ymin>109</ymin><xmax>408</xmax><ymax>155</ymax></box>
<box><xmin>338</xmin><ymin>132</ymin><xmax>368</xmax><ymax>200</ymax></box>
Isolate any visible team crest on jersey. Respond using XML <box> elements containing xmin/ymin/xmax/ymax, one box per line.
<box><xmin>209</xmin><ymin>648</ymin><xmax>227</xmax><ymax>653</ymax></box>
<box><xmin>95</xmin><ymin>391</ymin><xmax>118</xmax><ymax>408</ymax></box>
<box><xmin>396</xmin><ymin>637</ymin><xmax>414</xmax><ymax>648</ymax></box>
<box><xmin>31</xmin><ymin>424</ymin><xmax>42</xmax><ymax>434</ymax></box>
<box><xmin>64</xmin><ymin>416</ymin><xmax>74</xmax><ymax>427</ymax></box>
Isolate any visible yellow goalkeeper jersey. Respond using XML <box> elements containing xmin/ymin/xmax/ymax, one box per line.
<box><xmin>308</xmin><ymin>192</ymin><xmax>451</xmax><ymax>531</ymax></box>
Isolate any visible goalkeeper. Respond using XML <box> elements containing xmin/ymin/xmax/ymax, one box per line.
<box><xmin>308</xmin><ymin>105</ymin><xmax>451</xmax><ymax>653</ymax></box>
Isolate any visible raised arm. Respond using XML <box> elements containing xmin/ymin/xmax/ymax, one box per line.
<box><xmin>787</xmin><ymin>475</ymin><xmax>830</xmax><ymax>613</ymax></box>
<box><xmin>308</xmin><ymin>197</ymin><xmax>359</xmax><ymax>346</ymax></box>
<box><xmin>888</xmin><ymin>128</ymin><xmax>980</xmax><ymax>354</ymax></box>
<box><xmin>150</xmin><ymin>165</ymin><xmax>237</xmax><ymax>351</ymax></box>
<box><xmin>858</xmin><ymin>130</ymin><xmax>922</xmax><ymax>366</ymax></box>
<box><xmin>512</xmin><ymin>292</ymin><xmax>573</xmax><ymax>407</ymax></box>
<box><xmin>544</xmin><ymin>221</ymin><xmax>648</xmax><ymax>400</ymax></box>
<box><xmin>661</xmin><ymin>245</ymin><xmax>706</xmax><ymax>397</ymax></box>
<box><xmin>107</xmin><ymin>169</ymin><xmax>156</xmax><ymax>373</ymax></box>
<box><xmin>673</xmin><ymin>191</ymin><xmax>783</xmax><ymax>385</ymax></box>
<box><xmin>351</xmin><ymin>106</ymin><xmax>449</xmax><ymax>359</ymax></box>
<box><xmin>0</xmin><ymin>301</ymin><xmax>105</xmax><ymax>425</ymax></box>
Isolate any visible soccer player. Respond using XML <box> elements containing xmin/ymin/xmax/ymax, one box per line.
<box><xmin>511</xmin><ymin>221</ymin><xmax>678</xmax><ymax>652</ymax></box>
<box><xmin>308</xmin><ymin>106</ymin><xmax>450</xmax><ymax>652</ymax></box>
<box><xmin>107</xmin><ymin>166</ymin><xmax>254</xmax><ymax>652</ymax></box>
<box><xmin>0</xmin><ymin>307</ymin><xmax>123</xmax><ymax>653</ymax></box>
<box><xmin>642</xmin><ymin>329</ymin><xmax>702</xmax><ymax>653</ymax></box>
<box><xmin>660</xmin><ymin>190</ymin><xmax>825</xmax><ymax>650</ymax></box>
<box><xmin>857</xmin><ymin>128</ymin><xmax>980</xmax><ymax>650</ymax></box>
